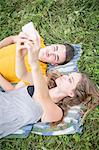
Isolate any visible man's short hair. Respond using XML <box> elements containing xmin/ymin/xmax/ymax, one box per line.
<box><xmin>60</xmin><ymin>43</ymin><xmax>74</xmax><ymax>65</ymax></box>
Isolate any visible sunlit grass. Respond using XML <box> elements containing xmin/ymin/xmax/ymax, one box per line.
<box><xmin>0</xmin><ymin>0</ymin><xmax>98</xmax><ymax>149</ymax></box>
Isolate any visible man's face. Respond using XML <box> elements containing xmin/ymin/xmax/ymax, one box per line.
<box><xmin>39</xmin><ymin>44</ymin><xmax>66</xmax><ymax>65</ymax></box>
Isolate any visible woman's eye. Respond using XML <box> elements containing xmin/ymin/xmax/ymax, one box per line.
<box><xmin>54</xmin><ymin>47</ymin><xmax>56</xmax><ymax>51</ymax></box>
<box><xmin>69</xmin><ymin>78</ymin><xmax>72</xmax><ymax>83</ymax></box>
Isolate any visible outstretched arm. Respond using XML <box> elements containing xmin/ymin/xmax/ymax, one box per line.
<box><xmin>27</xmin><ymin>40</ymin><xmax>63</xmax><ymax>122</ymax></box>
<box><xmin>0</xmin><ymin>32</ymin><xmax>29</xmax><ymax>49</ymax></box>
<box><xmin>0</xmin><ymin>74</ymin><xmax>15</xmax><ymax>91</ymax></box>
<box><xmin>0</xmin><ymin>74</ymin><xmax>26</xmax><ymax>91</ymax></box>
<box><xmin>0</xmin><ymin>35</ymin><xmax>19</xmax><ymax>49</ymax></box>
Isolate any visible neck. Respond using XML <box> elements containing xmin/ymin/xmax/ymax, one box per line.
<box><xmin>49</xmin><ymin>87</ymin><xmax>66</xmax><ymax>103</ymax></box>
<box><xmin>38</xmin><ymin>49</ymin><xmax>43</xmax><ymax>61</ymax></box>
<box><xmin>38</xmin><ymin>52</ymin><xmax>41</xmax><ymax>60</ymax></box>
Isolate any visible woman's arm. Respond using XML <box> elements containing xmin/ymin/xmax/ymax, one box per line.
<box><xmin>31</xmin><ymin>60</ymin><xmax>63</xmax><ymax>122</ymax></box>
<box><xmin>27</xmin><ymin>41</ymin><xmax>63</xmax><ymax>122</ymax></box>
<box><xmin>0</xmin><ymin>35</ymin><xmax>19</xmax><ymax>49</ymax></box>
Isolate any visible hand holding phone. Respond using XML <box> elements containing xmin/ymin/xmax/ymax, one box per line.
<box><xmin>22</xmin><ymin>22</ymin><xmax>40</xmax><ymax>47</ymax></box>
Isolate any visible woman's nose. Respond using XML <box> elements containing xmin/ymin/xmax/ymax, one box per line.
<box><xmin>63</xmin><ymin>75</ymin><xmax>68</xmax><ymax>79</ymax></box>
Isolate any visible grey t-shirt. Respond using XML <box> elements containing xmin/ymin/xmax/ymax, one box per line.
<box><xmin>0</xmin><ymin>87</ymin><xmax>43</xmax><ymax>138</ymax></box>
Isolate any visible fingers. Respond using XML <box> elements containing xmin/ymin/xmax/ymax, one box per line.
<box><xmin>18</xmin><ymin>32</ymin><xmax>33</xmax><ymax>43</ymax></box>
<box><xmin>17</xmin><ymin>38</ymin><xmax>32</xmax><ymax>46</ymax></box>
<box><xmin>16</xmin><ymin>36</ymin><xmax>40</xmax><ymax>56</ymax></box>
<box><xmin>24</xmin><ymin>41</ymin><xmax>34</xmax><ymax>51</ymax></box>
<box><xmin>18</xmin><ymin>31</ymin><xmax>41</xmax><ymax>49</ymax></box>
<box><xmin>19</xmin><ymin>31</ymin><xmax>36</xmax><ymax>42</ymax></box>
<box><xmin>16</xmin><ymin>38</ymin><xmax>29</xmax><ymax>51</ymax></box>
<box><xmin>19</xmin><ymin>32</ymin><xmax>28</xmax><ymax>39</ymax></box>
<box><xmin>16</xmin><ymin>43</ymin><xmax>27</xmax><ymax>52</ymax></box>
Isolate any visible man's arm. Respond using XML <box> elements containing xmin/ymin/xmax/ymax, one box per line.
<box><xmin>0</xmin><ymin>32</ymin><xmax>31</xmax><ymax>49</ymax></box>
<box><xmin>16</xmin><ymin>38</ymin><xmax>34</xmax><ymax>84</ymax></box>
<box><xmin>0</xmin><ymin>74</ymin><xmax>26</xmax><ymax>91</ymax></box>
<box><xmin>0</xmin><ymin>74</ymin><xmax>15</xmax><ymax>91</ymax></box>
<box><xmin>0</xmin><ymin>35</ymin><xmax>19</xmax><ymax>49</ymax></box>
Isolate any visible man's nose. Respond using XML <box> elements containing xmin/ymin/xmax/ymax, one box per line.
<box><xmin>49</xmin><ymin>48</ymin><xmax>55</xmax><ymax>54</ymax></box>
<box><xmin>48</xmin><ymin>52</ymin><xmax>54</xmax><ymax>57</ymax></box>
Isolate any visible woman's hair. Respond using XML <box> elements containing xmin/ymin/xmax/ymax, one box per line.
<box><xmin>60</xmin><ymin>43</ymin><xmax>74</xmax><ymax>65</ymax></box>
<box><xmin>47</xmin><ymin>72</ymin><xmax>99</xmax><ymax>121</ymax></box>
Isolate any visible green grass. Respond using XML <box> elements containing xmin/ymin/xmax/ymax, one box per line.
<box><xmin>0</xmin><ymin>0</ymin><xmax>99</xmax><ymax>149</ymax></box>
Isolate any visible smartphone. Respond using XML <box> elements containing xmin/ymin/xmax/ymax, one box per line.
<box><xmin>22</xmin><ymin>22</ymin><xmax>40</xmax><ymax>42</ymax></box>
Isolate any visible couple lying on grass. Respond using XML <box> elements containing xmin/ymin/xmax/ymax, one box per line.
<box><xmin>0</xmin><ymin>32</ymin><xmax>99</xmax><ymax>139</ymax></box>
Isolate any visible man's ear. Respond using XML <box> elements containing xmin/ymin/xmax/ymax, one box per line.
<box><xmin>54</xmin><ymin>63</ymin><xmax>58</xmax><ymax>66</ymax></box>
<box><xmin>68</xmin><ymin>91</ymin><xmax>75</xmax><ymax>97</ymax></box>
<box><xmin>51</xmin><ymin>63</ymin><xmax>58</xmax><ymax>66</ymax></box>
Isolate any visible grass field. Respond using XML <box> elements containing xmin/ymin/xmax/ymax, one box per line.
<box><xmin>0</xmin><ymin>0</ymin><xmax>99</xmax><ymax>149</ymax></box>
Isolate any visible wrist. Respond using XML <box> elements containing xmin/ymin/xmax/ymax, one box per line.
<box><xmin>16</xmin><ymin>51</ymin><xmax>21</xmax><ymax>56</ymax></box>
<box><xmin>30</xmin><ymin>61</ymin><xmax>39</xmax><ymax>69</ymax></box>
<box><xmin>0</xmin><ymin>42</ymin><xmax>3</xmax><ymax>49</ymax></box>
<box><xmin>16</xmin><ymin>53</ymin><xmax>24</xmax><ymax>59</ymax></box>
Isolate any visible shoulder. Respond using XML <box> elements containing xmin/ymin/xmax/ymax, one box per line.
<box><xmin>41</xmin><ymin>102</ymin><xmax>63</xmax><ymax>123</ymax></box>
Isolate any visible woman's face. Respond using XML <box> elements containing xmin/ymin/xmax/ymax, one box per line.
<box><xmin>55</xmin><ymin>72</ymin><xmax>82</xmax><ymax>97</ymax></box>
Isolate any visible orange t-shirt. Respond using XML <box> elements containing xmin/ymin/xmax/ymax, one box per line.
<box><xmin>0</xmin><ymin>38</ymin><xmax>47</xmax><ymax>83</ymax></box>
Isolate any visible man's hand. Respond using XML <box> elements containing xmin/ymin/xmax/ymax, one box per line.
<box><xmin>0</xmin><ymin>35</ymin><xmax>18</xmax><ymax>49</ymax></box>
<box><xmin>16</xmin><ymin>38</ymin><xmax>29</xmax><ymax>58</ymax></box>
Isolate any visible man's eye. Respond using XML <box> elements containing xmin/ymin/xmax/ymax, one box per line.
<box><xmin>54</xmin><ymin>46</ymin><xmax>58</xmax><ymax>51</ymax></box>
<box><xmin>55</xmin><ymin>55</ymin><xmax>59</xmax><ymax>62</ymax></box>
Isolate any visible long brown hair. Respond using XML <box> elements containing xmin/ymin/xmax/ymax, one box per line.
<box><xmin>47</xmin><ymin>72</ymin><xmax>99</xmax><ymax>120</ymax></box>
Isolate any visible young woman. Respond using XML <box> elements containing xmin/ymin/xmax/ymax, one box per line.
<box><xmin>0</xmin><ymin>38</ymin><xmax>98</xmax><ymax>139</ymax></box>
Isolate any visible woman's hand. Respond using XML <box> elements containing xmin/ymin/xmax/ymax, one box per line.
<box><xmin>26</xmin><ymin>36</ymin><xmax>41</xmax><ymax>66</ymax></box>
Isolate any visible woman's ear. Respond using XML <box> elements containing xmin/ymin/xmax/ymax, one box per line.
<box><xmin>68</xmin><ymin>91</ymin><xmax>75</xmax><ymax>97</ymax></box>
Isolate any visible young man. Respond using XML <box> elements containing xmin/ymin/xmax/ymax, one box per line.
<box><xmin>0</xmin><ymin>35</ymin><xmax>74</xmax><ymax>84</ymax></box>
